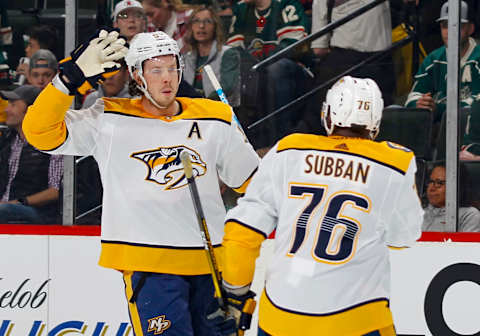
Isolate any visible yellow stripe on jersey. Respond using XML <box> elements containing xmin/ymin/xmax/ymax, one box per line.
<box><xmin>0</xmin><ymin>97</ymin><xmax>7</xmax><ymax>123</ymax></box>
<box><xmin>99</xmin><ymin>242</ymin><xmax>224</xmax><ymax>275</ymax></box>
<box><xmin>23</xmin><ymin>83</ymin><xmax>71</xmax><ymax>151</ymax></box>
<box><xmin>378</xmin><ymin>325</ymin><xmax>396</xmax><ymax>336</ymax></box>
<box><xmin>223</xmin><ymin>220</ymin><xmax>266</xmax><ymax>286</ymax></box>
<box><xmin>277</xmin><ymin>134</ymin><xmax>414</xmax><ymax>175</ymax></box>
<box><xmin>123</xmin><ymin>271</ymin><xmax>144</xmax><ymax>336</ymax></box>
<box><xmin>388</xmin><ymin>246</ymin><xmax>408</xmax><ymax>250</ymax></box>
<box><xmin>103</xmin><ymin>97</ymin><xmax>233</xmax><ymax>124</ymax></box>
<box><xmin>232</xmin><ymin>167</ymin><xmax>257</xmax><ymax>194</ymax></box>
<box><xmin>258</xmin><ymin>290</ymin><xmax>394</xmax><ymax>336</ymax></box>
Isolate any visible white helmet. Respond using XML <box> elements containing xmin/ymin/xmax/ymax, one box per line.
<box><xmin>125</xmin><ymin>31</ymin><xmax>184</xmax><ymax>108</ymax></box>
<box><xmin>321</xmin><ymin>76</ymin><xmax>384</xmax><ymax>139</ymax></box>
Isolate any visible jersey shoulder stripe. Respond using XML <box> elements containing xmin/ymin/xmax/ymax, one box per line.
<box><xmin>103</xmin><ymin>97</ymin><xmax>154</xmax><ymax>118</ymax></box>
<box><xmin>103</xmin><ymin>97</ymin><xmax>232</xmax><ymax>124</ymax></box>
<box><xmin>177</xmin><ymin>98</ymin><xmax>233</xmax><ymax>124</ymax></box>
<box><xmin>276</xmin><ymin>133</ymin><xmax>414</xmax><ymax>175</ymax></box>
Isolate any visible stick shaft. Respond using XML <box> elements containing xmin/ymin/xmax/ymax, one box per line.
<box><xmin>181</xmin><ymin>152</ymin><xmax>225</xmax><ymax>308</ymax></box>
<box><xmin>204</xmin><ymin>64</ymin><xmax>230</xmax><ymax>105</ymax></box>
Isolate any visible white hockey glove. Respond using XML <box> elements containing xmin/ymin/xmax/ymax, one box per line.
<box><xmin>58</xmin><ymin>28</ymin><xmax>128</xmax><ymax>95</ymax></box>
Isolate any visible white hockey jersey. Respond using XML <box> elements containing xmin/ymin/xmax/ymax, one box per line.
<box><xmin>23</xmin><ymin>84</ymin><xmax>259</xmax><ymax>275</ymax></box>
<box><xmin>223</xmin><ymin>133</ymin><xmax>423</xmax><ymax>335</ymax></box>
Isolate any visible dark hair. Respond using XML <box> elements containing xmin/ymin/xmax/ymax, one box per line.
<box><xmin>28</xmin><ymin>25</ymin><xmax>58</xmax><ymax>52</ymax></box>
<box><xmin>128</xmin><ymin>78</ymin><xmax>143</xmax><ymax>96</ymax></box>
<box><xmin>428</xmin><ymin>160</ymin><xmax>473</xmax><ymax>207</ymax></box>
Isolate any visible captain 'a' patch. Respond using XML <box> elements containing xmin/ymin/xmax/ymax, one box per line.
<box><xmin>187</xmin><ymin>122</ymin><xmax>202</xmax><ymax>139</ymax></box>
<box><xmin>131</xmin><ymin>145</ymin><xmax>206</xmax><ymax>190</ymax></box>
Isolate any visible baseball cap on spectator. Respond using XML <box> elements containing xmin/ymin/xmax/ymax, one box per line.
<box><xmin>29</xmin><ymin>49</ymin><xmax>58</xmax><ymax>72</ymax></box>
<box><xmin>112</xmin><ymin>0</ymin><xmax>144</xmax><ymax>20</ymax></box>
<box><xmin>437</xmin><ymin>1</ymin><xmax>470</xmax><ymax>23</ymax></box>
<box><xmin>0</xmin><ymin>85</ymin><xmax>42</xmax><ymax>106</ymax></box>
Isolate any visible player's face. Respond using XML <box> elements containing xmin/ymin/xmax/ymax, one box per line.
<box><xmin>191</xmin><ymin>10</ymin><xmax>215</xmax><ymax>44</ymax></box>
<box><xmin>141</xmin><ymin>55</ymin><xmax>180</xmax><ymax>107</ymax></box>
<box><xmin>114</xmin><ymin>8</ymin><xmax>146</xmax><ymax>41</ymax></box>
<box><xmin>143</xmin><ymin>0</ymin><xmax>171</xmax><ymax>30</ymax></box>
<box><xmin>29</xmin><ymin>61</ymin><xmax>56</xmax><ymax>89</ymax></box>
<box><xmin>426</xmin><ymin>166</ymin><xmax>446</xmax><ymax>208</ymax></box>
<box><xmin>5</xmin><ymin>99</ymin><xmax>27</xmax><ymax>129</ymax></box>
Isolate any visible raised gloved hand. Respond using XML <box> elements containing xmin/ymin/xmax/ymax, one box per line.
<box><xmin>58</xmin><ymin>28</ymin><xmax>128</xmax><ymax>95</ymax></box>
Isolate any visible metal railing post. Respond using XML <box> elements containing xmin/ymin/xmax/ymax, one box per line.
<box><xmin>62</xmin><ymin>0</ymin><xmax>78</xmax><ymax>225</ymax></box>
<box><xmin>445</xmin><ymin>0</ymin><xmax>460</xmax><ymax>230</ymax></box>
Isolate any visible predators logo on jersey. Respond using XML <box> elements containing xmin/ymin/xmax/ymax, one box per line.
<box><xmin>131</xmin><ymin>145</ymin><xmax>206</xmax><ymax>190</ymax></box>
<box><xmin>147</xmin><ymin>315</ymin><xmax>171</xmax><ymax>334</ymax></box>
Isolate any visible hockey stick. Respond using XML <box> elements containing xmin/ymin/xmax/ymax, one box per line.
<box><xmin>181</xmin><ymin>152</ymin><xmax>256</xmax><ymax>336</ymax></box>
<box><xmin>204</xmin><ymin>64</ymin><xmax>248</xmax><ymax>136</ymax></box>
<box><xmin>180</xmin><ymin>151</ymin><xmax>226</xmax><ymax>310</ymax></box>
<box><xmin>204</xmin><ymin>64</ymin><xmax>230</xmax><ymax>105</ymax></box>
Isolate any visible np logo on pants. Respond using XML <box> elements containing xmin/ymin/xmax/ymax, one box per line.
<box><xmin>147</xmin><ymin>315</ymin><xmax>171</xmax><ymax>334</ymax></box>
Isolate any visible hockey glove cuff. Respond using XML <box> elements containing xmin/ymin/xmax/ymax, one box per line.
<box><xmin>58</xmin><ymin>28</ymin><xmax>128</xmax><ymax>95</ymax></box>
<box><xmin>223</xmin><ymin>283</ymin><xmax>256</xmax><ymax>335</ymax></box>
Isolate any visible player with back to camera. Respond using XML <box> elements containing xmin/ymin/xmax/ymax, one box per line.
<box><xmin>218</xmin><ymin>76</ymin><xmax>424</xmax><ymax>335</ymax></box>
<box><xmin>22</xmin><ymin>28</ymin><xmax>259</xmax><ymax>336</ymax></box>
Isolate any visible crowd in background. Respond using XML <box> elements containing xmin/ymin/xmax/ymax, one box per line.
<box><xmin>0</xmin><ymin>0</ymin><xmax>480</xmax><ymax>232</ymax></box>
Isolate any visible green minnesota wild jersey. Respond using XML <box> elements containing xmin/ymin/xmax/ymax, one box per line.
<box><xmin>226</xmin><ymin>0</ymin><xmax>307</xmax><ymax>60</ymax></box>
<box><xmin>405</xmin><ymin>38</ymin><xmax>480</xmax><ymax>120</ymax></box>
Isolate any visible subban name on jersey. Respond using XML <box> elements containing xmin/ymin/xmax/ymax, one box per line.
<box><xmin>304</xmin><ymin>154</ymin><xmax>371</xmax><ymax>184</ymax></box>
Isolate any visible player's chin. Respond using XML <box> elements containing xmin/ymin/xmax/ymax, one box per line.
<box><xmin>156</xmin><ymin>94</ymin><xmax>176</xmax><ymax>107</ymax></box>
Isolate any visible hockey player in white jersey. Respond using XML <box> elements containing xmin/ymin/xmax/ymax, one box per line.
<box><xmin>219</xmin><ymin>76</ymin><xmax>424</xmax><ymax>335</ymax></box>
<box><xmin>22</xmin><ymin>29</ymin><xmax>259</xmax><ymax>336</ymax></box>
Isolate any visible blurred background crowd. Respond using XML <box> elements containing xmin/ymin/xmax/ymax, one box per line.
<box><xmin>0</xmin><ymin>0</ymin><xmax>479</xmax><ymax>232</ymax></box>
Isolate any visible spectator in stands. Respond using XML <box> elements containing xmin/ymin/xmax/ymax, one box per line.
<box><xmin>226</xmin><ymin>0</ymin><xmax>310</xmax><ymax>142</ymax></box>
<box><xmin>112</xmin><ymin>0</ymin><xmax>147</xmax><ymax>43</ymax></box>
<box><xmin>82</xmin><ymin>61</ymin><xmax>131</xmax><ymax>108</ymax></box>
<box><xmin>184</xmin><ymin>7</ymin><xmax>240</xmax><ymax>106</ymax></box>
<box><xmin>0</xmin><ymin>85</ymin><xmax>63</xmax><ymax>224</ymax></box>
<box><xmin>422</xmin><ymin>161</ymin><xmax>480</xmax><ymax>232</ymax></box>
<box><xmin>16</xmin><ymin>24</ymin><xmax>59</xmax><ymax>83</ymax></box>
<box><xmin>25</xmin><ymin>24</ymin><xmax>58</xmax><ymax>59</ymax></box>
<box><xmin>405</xmin><ymin>1</ymin><xmax>480</xmax><ymax>122</ymax></box>
<box><xmin>310</xmin><ymin>0</ymin><xmax>395</xmax><ymax>105</ymax></box>
<box><xmin>28</xmin><ymin>49</ymin><xmax>57</xmax><ymax>89</ymax></box>
<box><xmin>142</xmin><ymin>0</ymin><xmax>193</xmax><ymax>52</ymax></box>
<box><xmin>461</xmin><ymin>99</ymin><xmax>480</xmax><ymax>160</ymax></box>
